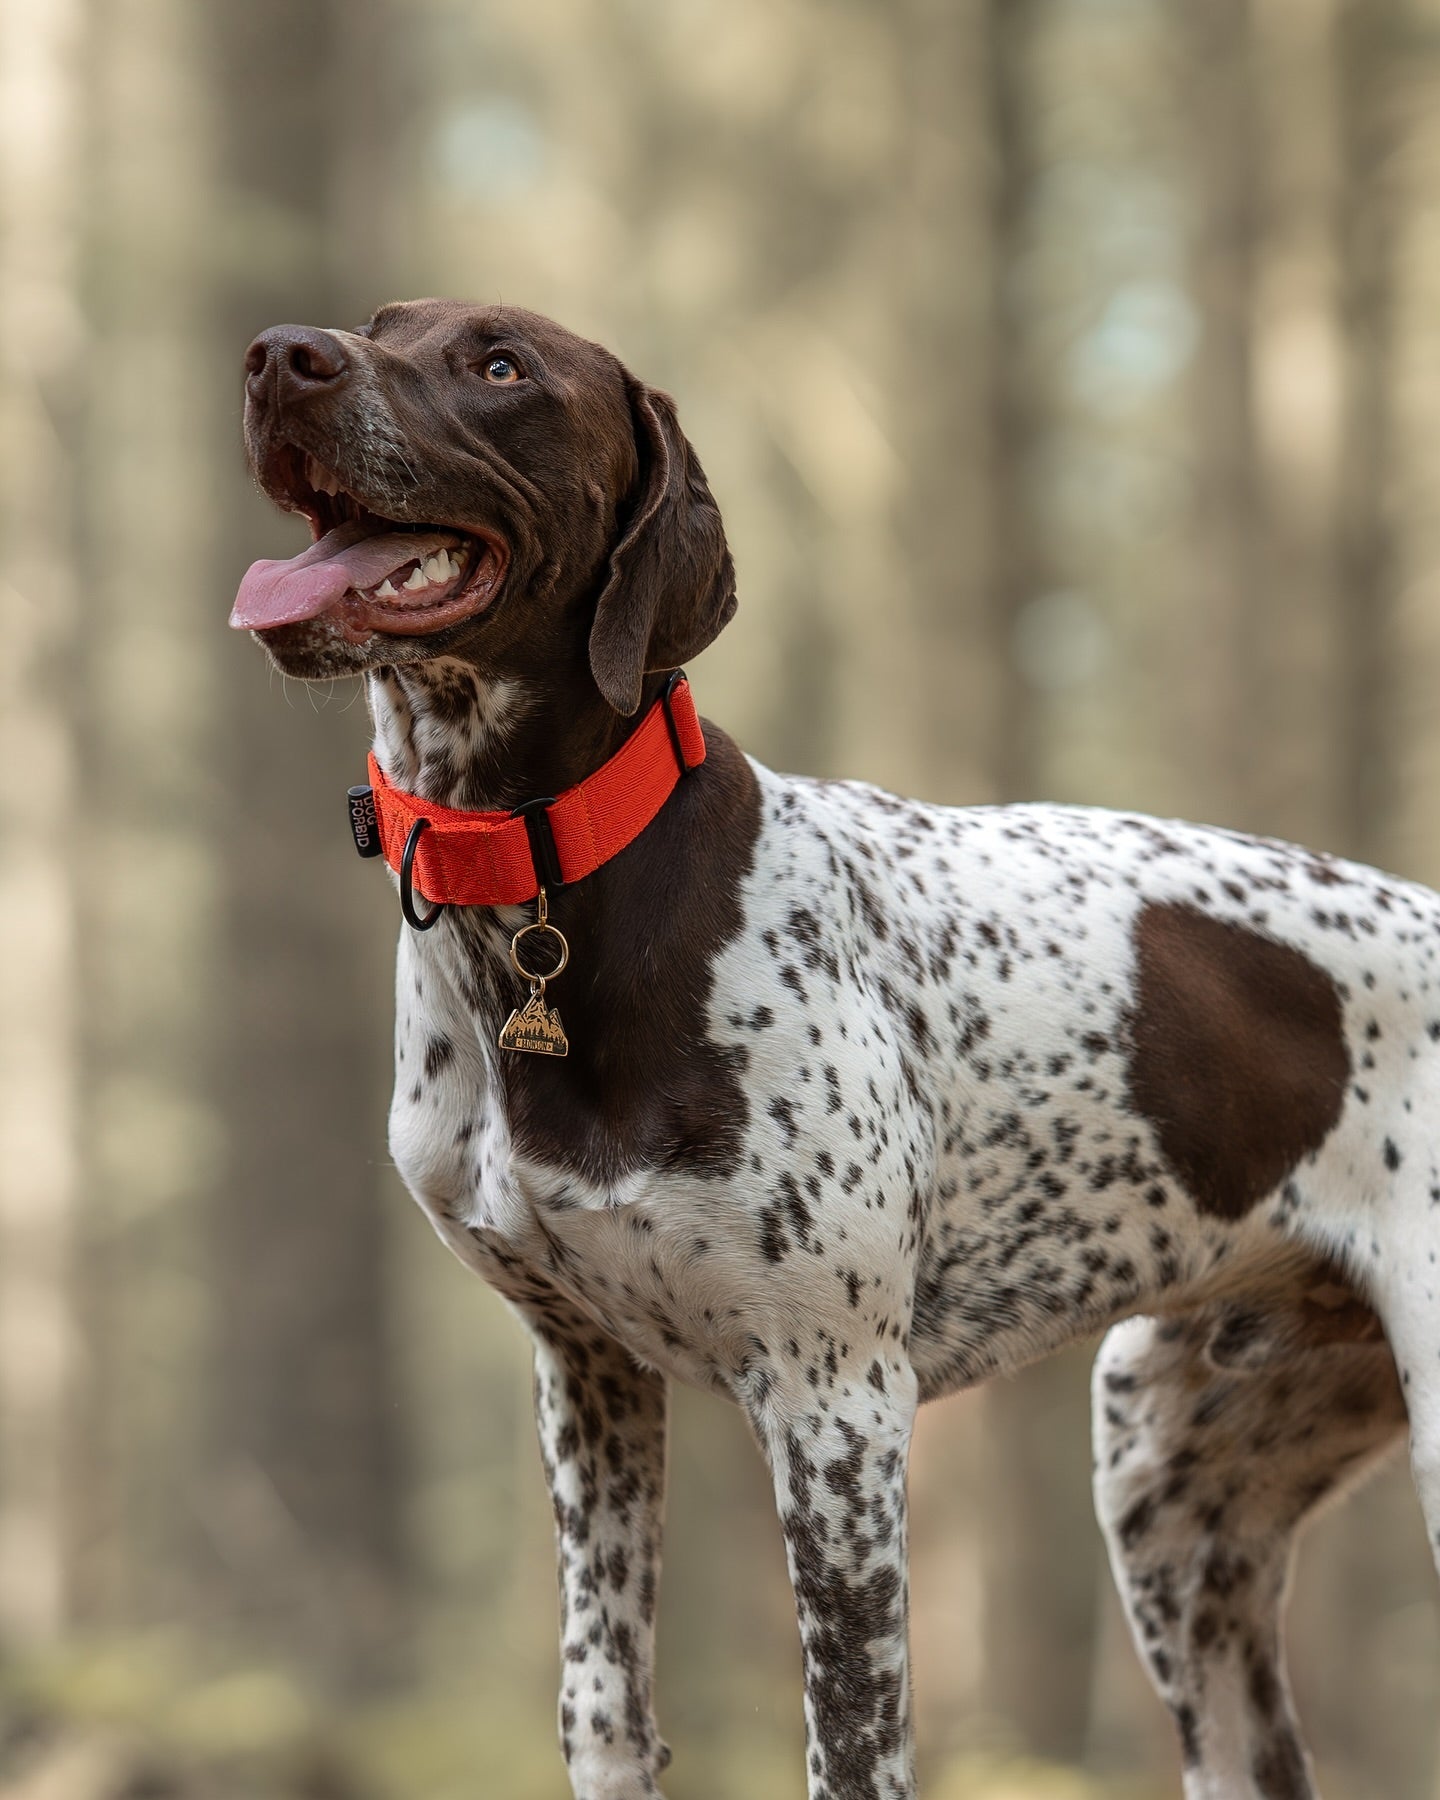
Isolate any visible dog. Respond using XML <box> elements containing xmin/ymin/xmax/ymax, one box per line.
<box><xmin>234</xmin><ymin>298</ymin><xmax>1424</xmax><ymax>1800</ymax></box>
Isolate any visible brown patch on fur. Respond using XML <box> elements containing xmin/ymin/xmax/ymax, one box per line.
<box><xmin>1128</xmin><ymin>903</ymin><xmax>1350</xmax><ymax>1220</ymax></box>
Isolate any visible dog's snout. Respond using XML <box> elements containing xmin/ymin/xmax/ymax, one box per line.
<box><xmin>245</xmin><ymin>324</ymin><xmax>350</xmax><ymax>408</ymax></box>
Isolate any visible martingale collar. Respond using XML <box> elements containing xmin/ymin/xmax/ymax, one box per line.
<box><xmin>349</xmin><ymin>671</ymin><xmax>705</xmax><ymax>916</ymax></box>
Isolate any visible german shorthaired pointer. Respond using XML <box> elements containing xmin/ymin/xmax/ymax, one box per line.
<box><xmin>234</xmin><ymin>299</ymin><xmax>1425</xmax><ymax>1800</ymax></box>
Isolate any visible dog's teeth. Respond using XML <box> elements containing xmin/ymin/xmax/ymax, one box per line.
<box><xmin>424</xmin><ymin>555</ymin><xmax>445</xmax><ymax>582</ymax></box>
<box><xmin>375</xmin><ymin>578</ymin><xmax>398</xmax><ymax>598</ymax></box>
<box><xmin>403</xmin><ymin>565</ymin><xmax>428</xmax><ymax>591</ymax></box>
<box><xmin>305</xmin><ymin>455</ymin><xmax>342</xmax><ymax>497</ymax></box>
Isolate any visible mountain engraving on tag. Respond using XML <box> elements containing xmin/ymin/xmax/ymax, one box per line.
<box><xmin>499</xmin><ymin>991</ymin><xmax>570</xmax><ymax>1057</ymax></box>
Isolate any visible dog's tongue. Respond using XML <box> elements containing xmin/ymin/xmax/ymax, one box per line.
<box><xmin>230</xmin><ymin>521</ymin><xmax>459</xmax><ymax>629</ymax></box>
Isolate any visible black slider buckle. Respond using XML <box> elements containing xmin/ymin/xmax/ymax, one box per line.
<box><xmin>510</xmin><ymin>796</ymin><xmax>565</xmax><ymax>891</ymax></box>
<box><xmin>660</xmin><ymin>669</ymin><xmax>695</xmax><ymax>777</ymax></box>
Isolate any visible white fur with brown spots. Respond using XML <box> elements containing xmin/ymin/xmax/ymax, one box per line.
<box><xmin>238</xmin><ymin>301</ymin><xmax>1435</xmax><ymax>1800</ymax></box>
<box><xmin>386</xmin><ymin>734</ymin><xmax>1432</xmax><ymax>1800</ymax></box>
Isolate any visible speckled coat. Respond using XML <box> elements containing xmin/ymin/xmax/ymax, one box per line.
<box><xmin>239</xmin><ymin>300</ymin><xmax>1427</xmax><ymax>1800</ymax></box>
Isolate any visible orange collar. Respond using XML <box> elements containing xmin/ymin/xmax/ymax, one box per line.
<box><xmin>353</xmin><ymin>673</ymin><xmax>705</xmax><ymax>912</ymax></box>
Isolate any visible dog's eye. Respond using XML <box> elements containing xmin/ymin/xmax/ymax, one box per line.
<box><xmin>482</xmin><ymin>356</ymin><xmax>521</xmax><ymax>384</ymax></box>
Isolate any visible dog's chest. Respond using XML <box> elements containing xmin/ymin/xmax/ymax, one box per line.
<box><xmin>393</xmin><ymin>1068</ymin><xmax>766</xmax><ymax>1386</ymax></box>
<box><xmin>386</xmin><ymin>965</ymin><xmax>757</xmax><ymax>1385</ymax></box>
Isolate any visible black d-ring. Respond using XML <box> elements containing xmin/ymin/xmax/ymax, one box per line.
<box><xmin>400</xmin><ymin>818</ymin><xmax>446</xmax><ymax>931</ymax></box>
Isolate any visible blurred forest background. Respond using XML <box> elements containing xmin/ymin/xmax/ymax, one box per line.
<box><xmin>4</xmin><ymin>0</ymin><xmax>1440</xmax><ymax>1795</ymax></box>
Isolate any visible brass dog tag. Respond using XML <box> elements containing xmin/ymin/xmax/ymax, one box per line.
<box><xmin>500</xmin><ymin>989</ymin><xmax>569</xmax><ymax>1057</ymax></box>
<box><xmin>499</xmin><ymin>889</ymin><xmax>571</xmax><ymax>1058</ymax></box>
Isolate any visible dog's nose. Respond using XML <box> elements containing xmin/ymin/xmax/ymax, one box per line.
<box><xmin>245</xmin><ymin>325</ymin><xmax>350</xmax><ymax>408</ymax></box>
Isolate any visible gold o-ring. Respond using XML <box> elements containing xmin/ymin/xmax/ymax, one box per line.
<box><xmin>510</xmin><ymin>920</ymin><xmax>569</xmax><ymax>983</ymax></box>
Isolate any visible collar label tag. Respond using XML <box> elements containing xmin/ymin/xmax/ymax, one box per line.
<box><xmin>347</xmin><ymin>785</ymin><xmax>383</xmax><ymax>858</ymax></box>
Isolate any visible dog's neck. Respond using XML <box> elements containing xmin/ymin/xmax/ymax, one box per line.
<box><xmin>365</xmin><ymin>656</ymin><xmax>666</xmax><ymax>814</ymax></box>
<box><xmin>364</xmin><ymin>651</ymin><xmax>762</xmax><ymax>1182</ymax></box>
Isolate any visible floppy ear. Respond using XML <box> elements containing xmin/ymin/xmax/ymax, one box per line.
<box><xmin>589</xmin><ymin>377</ymin><xmax>736</xmax><ymax>716</ymax></box>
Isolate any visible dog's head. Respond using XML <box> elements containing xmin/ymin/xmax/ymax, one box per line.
<box><xmin>234</xmin><ymin>299</ymin><xmax>735</xmax><ymax>714</ymax></box>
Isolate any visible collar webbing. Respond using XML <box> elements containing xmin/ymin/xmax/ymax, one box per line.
<box><xmin>363</xmin><ymin>673</ymin><xmax>705</xmax><ymax>909</ymax></box>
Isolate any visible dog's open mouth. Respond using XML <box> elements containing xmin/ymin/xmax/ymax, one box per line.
<box><xmin>230</xmin><ymin>446</ymin><xmax>508</xmax><ymax>639</ymax></box>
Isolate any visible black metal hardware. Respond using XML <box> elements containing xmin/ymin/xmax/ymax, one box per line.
<box><xmin>399</xmin><ymin>818</ymin><xmax>446</xmax><ymax>931</ymax></box>
<box><xmin>660</xmin><ymin>669</ymin><xmax>694</xmax><ymax>776</ymax></box>
<box><xmin>510</xmin><ymin>796</ymin><xmax>565</xmax><ymax>891</ymax></box>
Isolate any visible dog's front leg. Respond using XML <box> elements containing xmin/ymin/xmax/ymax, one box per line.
<box><xmin>744</xmin><ymin>1358</ymin><xmax>919</xmax><ymax>1800</ymax></box>
<box><xmin>525</xmin><ymin>1297</ymin><xmax>670</xmax><ymax>1800</ymax></box>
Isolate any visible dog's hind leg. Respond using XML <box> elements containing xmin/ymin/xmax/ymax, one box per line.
<box><xmin>1093</xmin><ymin>1312</ymin><xmax>1404</xmax><ymax>1800</ymax></box>
<box><xmin>742</xmin><ymin>1353</ymin><xmax>920</xmax><ymax>1800</ymax></box>
<box><xmin>521</xmin><ymin>1289</ymin><xmax>671</xmax><ymax>1800</ymax></box>
<box><xmin>1370</xmin><ymin>1213</ymin><xmax>1440</xmax><ymax>1585</ymax></box>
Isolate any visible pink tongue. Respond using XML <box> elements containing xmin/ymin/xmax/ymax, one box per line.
<box><xmin>230</xmin><ymin>521</ymin><xmax>462</xmax><ymax>629</ymax></box>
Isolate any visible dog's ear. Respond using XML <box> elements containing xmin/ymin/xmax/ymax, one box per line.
<box><xmin>589</xmin><ymin>377</ymin><xmax>736</xmax><ymax>716</ymax></box>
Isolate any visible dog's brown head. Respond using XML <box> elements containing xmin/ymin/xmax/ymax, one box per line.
<box><xmin>234</xmin><ymin>298</ymin><xmax>735</xmax><ymax>714</ymax></box>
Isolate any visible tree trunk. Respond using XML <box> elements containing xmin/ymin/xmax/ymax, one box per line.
<box><xmin>1334</xmin><ymin>0</ymin><xmax>1400</xmax><ymax>868</ymax></box>
<box><xmin>0</xmin><ymin>0</ymin><xmax>86</xmax><ymax>1649</ymax></box>
<box><xmin>62</xmin><ymin>0</ymin><xmax>222</xmax><ymax>1635</ymax></box>
<box><xmin>1245</xmin><ymin>0</ymin><xmax>1345</xmax><ymax>853</ymax></box>
<box><xmin>980</xmin><ymin>0</ymin><xmax>1044</xmax><ymax>809</ymax></box>
<box><xmin>1180</xmin><ymin>0</ymin><xmax>1269</xmax><ymax>834</ymax></box>
<box><xmin>201</xmin><ymin>0</ymin><xmax>409</xmax><ymax>1692</ymax></box>
<box><xmin>896</xmin><ymin>0</ymin><xmax>1000</xmax><ymax>806</ymax></box>
<box><xmin>972</xmin><ymin>0</ymin><xmax>1101</xmax><ymax>1763</ymax></box>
